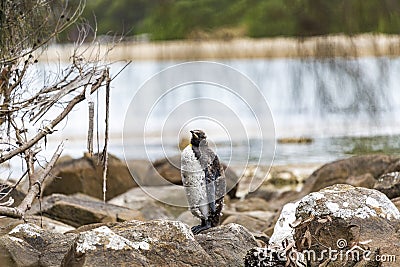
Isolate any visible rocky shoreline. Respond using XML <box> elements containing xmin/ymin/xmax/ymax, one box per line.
<box><xmin>1</xmin><ymin>153</ymin><xmax>400</xmax><ymax>266</ymax></box>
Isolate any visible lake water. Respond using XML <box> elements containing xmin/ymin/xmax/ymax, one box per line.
<box><xmin>6</xmin><ymin>57</ymin><xmax>400</xmax><ymax>174</ymax></box>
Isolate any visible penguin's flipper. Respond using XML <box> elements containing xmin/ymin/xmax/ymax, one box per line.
<box><xmin>206</xmin><ymin>181</ymin><xmax>216</xmax><ymax>213</ymax></box>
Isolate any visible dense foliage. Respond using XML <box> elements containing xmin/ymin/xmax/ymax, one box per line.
<box><xmin>77</xmin><ymin>0</ymin><xmax>400</xmax><ymax>41</ymax></box>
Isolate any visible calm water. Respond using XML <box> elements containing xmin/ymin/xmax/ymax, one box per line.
<box><xmin>5</xmin><ymin>57</ymin><xmax>400</xmax><ymax>173</ymax></box>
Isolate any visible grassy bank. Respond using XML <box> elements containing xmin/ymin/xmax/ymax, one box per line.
<box><xmin>40</xmin><ymin>34</ymin><xmax>400</xmax><ymax>62</ymax></box>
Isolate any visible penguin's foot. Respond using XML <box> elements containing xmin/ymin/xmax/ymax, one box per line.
<box><xmin>191</xmin><ymin>223</ymin><xmax>211</xmax><ymax>235</ymax></box>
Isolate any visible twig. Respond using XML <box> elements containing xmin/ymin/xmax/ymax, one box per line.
<box><xmin>0</xmin><ymin>69</ymin><xmax>109</xmax><ymax>164</ymax></box>
<box><xmin>0</xmin><ymin>142</ymin><xmax>64</xmax><ymax>218</ymax></box>
<box><xmin>87</xmin><ymin>101</ymin><xmax>94</xmax><ymax>155</ymax></box>
<box><xmin>102</xmin><ymin>71</ymin><xmax>111</xmax><ymax>202</ymax></box>
<box><xmin>0</xmin><ymin>170</ymin><xmax>28</xmax><ymax>202</ymax></box>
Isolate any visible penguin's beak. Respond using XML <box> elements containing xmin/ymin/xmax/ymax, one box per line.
<box><xmin>190</xmin><ymin>130</ymin><xmax>198</xmax><ymax>139</ymax></box>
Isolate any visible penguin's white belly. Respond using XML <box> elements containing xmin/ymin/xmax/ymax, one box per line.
<box><xmin>181</xmin><ymin>145</ymin><xmax>209</xmax><ymax>219</ymax></box>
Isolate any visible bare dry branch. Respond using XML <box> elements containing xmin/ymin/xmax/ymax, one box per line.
<box><xmin>87</xmin><ymin>101</ymin><xmax>94</xmax><ymax>155</ymax></box>
<box><xmin>102</xmin><ymin>71</ymin><xmax>111</xmax><ymax>202</ymax></box>
<box><xmin>0</xmin><ymin>68</ymin><xmax>110</xmax><ymax>164</ymax></box>
<box><xmin>0</xmin><ymin>141</ymin><xmax>64</xmax><ymax>218</ymax></box>
<box><xmin>0</xmin><ymin>0</ymin><xmax>123</xmax><ymax>220</ymax></box>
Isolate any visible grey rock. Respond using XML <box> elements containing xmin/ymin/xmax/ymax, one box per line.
<box><xmin>65</xmin><ymin>220</ymin><xmax>256</xmax><ymax>266</ymax></box>
<box><xmin>269</xmin><ymin>184</ymin><xmax>400</xmax><ymax>266</ymax></box>
<box><xmin>0</xmin><ymin>234</ymin><xmax>40</xmax><ymax>267</ymax></box>
<box><xmin>0</xmin><ymin>181</ymin><xmax>26</xmax><ymax>206</ymax></box>
<box><xmin>24</xmin><ymin>215</ymin><xmax>75</xmax><ymax>233</ymax></box>
<box><xmin>108</xmin><ymin>185</ymin><xmax>188</xmax><ymax>217</ymax></box>
<box><xmin>345</xmin><ymin>173</ymin><xmax>376</xmax><ymax>188</ymax></box>
<box><xmin>0</xmin><ymin>223</ymin><xmax>77</xmax><ymax>267</ymax></box>
<box><xmin>374</xmin><ymin>171</ymin><xmax>400</xmax><ymax>199</ymax></box>
<box><xmin>195</xmin><ymin>223</ymin><xmax>258</xmax><ymax>267</ymax></box>
<box><xmin>1</xmin><ymin>219</ymin><xmax>259</xmax><ymax>267</ymax></box>
<box><xmin>108</xmin><ymin>186</ymin><xmax>176</xmax><ymax>220</ymax></box>
<box><xmin>0</xmin><ymin>215</ymin><xmax>75</xmax><ymax>237</ymax></box>
<box><xmin>268</xmin><ymin>170</ymin><xmax>300</xmax><ymax>186</ymax></box>
<box><xmin>176</xmin><ymin>210</ymin><xmax>201</xmax><ymax>227</ymax></box>
<box><xmin>247</xmin><ymin>156</ymin><xmax>400</xmax><ymax>212</ymax></box>
<box><xmin>233</xmin><ymin>197</ymin><xmax>276</xmax><ymax>212</ymax></box>
<box><xmin>303</xmin><ymin>154</ymin><xmax>400</xmax><ymax>194</ymax></box>
<box><xmin>29</xmin><ymin>193</ymin><xmax>143</xmax><ymax>227</ymax></box>
<box><xmin>43</xmin><ymin>153</ymin><xmax>137</xmax><ymax>201</ymax></box>
<box><xmin>222</xmin><ymin>214</ymin><xmax>267</xmax><ymax>234</ymax></box>
<box><xmin>244</xmin><ymin>247</ymin><xmax>286</xmax><ymax>267</ymax></box>
<box><xmin>391</xmin><ymin>196</ymin><xmax>400</xmax><ymax>211</ymax></box>
<box><xmin>222</xmin><ymin>211</ymin><xmax>276</xmax><ymax>234</ymax></box>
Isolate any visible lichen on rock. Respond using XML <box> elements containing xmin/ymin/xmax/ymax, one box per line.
<box><xmin>76</xmin><ymin>225</ymin><xmax>150</xmax><ymax>253</ymax></box>
<box><xmin>297</xmin><ymin>184</ymin><xmax>400</xmax><ymax>220</ymax></box>
<box><xmin>264</xmin><ymin>184</ymin><xmax>400</xmax><ymax>266</ymax></box>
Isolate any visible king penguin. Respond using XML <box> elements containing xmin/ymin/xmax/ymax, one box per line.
<box><xmin>181</xmin><ymin>130</ymin><xmax>226</xmax><ymax>234</ymax></box>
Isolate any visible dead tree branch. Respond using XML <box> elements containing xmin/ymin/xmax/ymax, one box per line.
<box><xmin>0</xmin><ymin>0</ymin><xmax>124</xmax><ymax>221</ymax></box>
<box><xmin>0</xmin><ymin>141</ymin><xmax>64</xmax><ymax>219</ymax></box>
<box><xmin>0</xmin><ymin>68</ymin><xmax>110</xmax><ymax>164</ymax></box>
<box><xmin>102</xmin><ymin>70</ymin><xmax>111</xmax><ymax>202</ymax></box>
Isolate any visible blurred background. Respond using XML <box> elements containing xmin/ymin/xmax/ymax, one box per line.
<box><xmin>24</xmin><ymin>0</ymin><xmax>400</xmax><ymax>167</ymax></box>
<box><xmin>64</xmin><ymin>0</ymin><xmax>400</xmax><ymax>40</ymax></box>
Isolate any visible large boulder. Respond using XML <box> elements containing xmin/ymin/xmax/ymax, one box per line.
<box><xmin>29</xmin><ymin>193</ymin><xmax>143</xmax><ymax>227</ymax></box>
<box><xmin>267</xmin><ymin>184</ymin><xmax>400</xmax><ymax>266</ymax></box>
<box><xmin>0</xmin><ymin>223</ymin><xmax>77</xmax><ymax>267</ymax></box>
<box><xmin>43</xmin><ymin>154</ymin><xmax>137</xmax><ymax>201</ymax></box>
<box><xmin>65</xmin><ymin>220</ymin><xmax>257</xmax><ymax>267</ymax></box>
<box><xmin>0</xmin><ymin>219</ymin><xmax>257</xmax><ymax>266</ymax></box>
<box><xmin>303</xmin><ymin>154</ymin><xmax>400</xmax><ymax>194</ymax></box>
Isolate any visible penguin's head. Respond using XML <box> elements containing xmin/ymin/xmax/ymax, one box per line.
<box><xmin>190</xmin><ymin>130</ymin><xmax>207</xmax><ymax>146</ymax></box>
